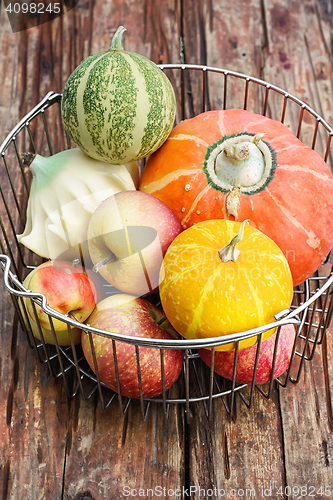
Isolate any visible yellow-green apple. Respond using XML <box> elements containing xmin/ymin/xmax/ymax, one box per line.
<box><xmin>81</xmin><ymin>294</ymin><xmax>184</xmax><ymax>399</ymax></box>
<box><xmin>22</xmin><ymin>260</ymin><xmax>97</xmax><ymax>345</ymax></box>
<box><xmin>198</xmin><ymin>323</ymin><xmax>296</xmax><ymax>385</ymax></box>
<box><xmin>87</xmin><ymin>191</ymin><xmax>183</xmax><ymax>296</ymax></box>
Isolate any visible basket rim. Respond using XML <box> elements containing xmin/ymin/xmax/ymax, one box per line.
<box><xmin>1</xmin><ymin>254</ymin><xmax>332</xmax><ymax>349</ymax></box>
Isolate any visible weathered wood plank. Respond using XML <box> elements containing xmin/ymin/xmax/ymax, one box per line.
<box><xmin>181</xmin><ymin>0</ymin><xmax>271</xmax><ymax>125</ymax></box>
<box><xmin>1</xmin><ymin>0</ymin><xmax>333</xmax><ymax>499</ymax></box>
<box><xmin>261</xmin><ymin>0</ymin><xmax>333</xmax><ymax>152</ymax></box>
<box><xmin>189</xmin><ymin>389</ymin><xmax>286</xmax><ymax>499</ymax></box>
<box><xmin>2</xmin><ymin>341</ymin><xmax>70</xmax><ymax>500</ymax></box>
<box><xmin>62</xmin><ymin>396</ymin><xmax>184</xmax><ymax>499</ymax></box>
<box><xmin>279</xmin><ymin>342</ymin><xmax>333</xmax><ymax>498</ymax></box>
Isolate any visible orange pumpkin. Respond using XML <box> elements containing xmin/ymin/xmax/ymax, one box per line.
<box><xmin>139</xmin><ymin>109</ymin><xmax>333</xmax><ymax>286</ymax></box>
<box><xmin>159</xmin><ymin>219</ymin><xmax>294</xmax><ymax>351</ymax></box>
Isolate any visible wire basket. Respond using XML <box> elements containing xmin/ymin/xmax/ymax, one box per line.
<box><xmin>1</xmin><ymin>64</ymin><xmax>333</xmax><ymax>422</ymax></box>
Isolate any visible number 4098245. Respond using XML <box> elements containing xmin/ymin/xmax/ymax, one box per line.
<box><xmin>5</xmin><ymin>3</ymin><xmax>61</xmax><ymax>14</ymax></box>
<box><xmin>276</xmin><ymin>486</ymin><xmax>331</xmax><ymax>497</ymax></box>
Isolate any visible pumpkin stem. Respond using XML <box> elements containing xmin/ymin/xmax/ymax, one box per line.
<box><xmin>223</xmin><ymin>143</ymin><xmax>250</xmax><ymax>161</ymax></box>
<box><xmin>218</xmin><ymin>220</ymin><xmax>249</xmax><ymax>262</ymax></box>
<box><xmin>223</xmin><ymin>135</ymin><xmax>264</xmax><ymax>161</ymax></box>
<box><xmin>109</xmin><ymin>26</ymin><xmax>126</xmax><ymax>51</ymax></box>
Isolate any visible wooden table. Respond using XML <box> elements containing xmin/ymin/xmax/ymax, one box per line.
<box><xmin>1</xmin><ymin>1</ymin><xmax>333</xmax><ymax>499</ymax></box>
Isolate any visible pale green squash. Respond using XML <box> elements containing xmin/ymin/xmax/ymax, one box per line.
<box><xmin>61</xmin><ymin>26</ymin><xmax>176</xmax><ymax>164</ymax></box>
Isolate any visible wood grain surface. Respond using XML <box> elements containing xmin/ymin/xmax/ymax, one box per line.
<box><xmin>1</xmin><ymin>1</ymin><xmax>333</xmax><ymax>499</ymax></box>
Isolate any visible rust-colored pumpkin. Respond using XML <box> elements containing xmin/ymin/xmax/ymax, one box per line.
<box><xmin>139</xmin><ymin>109</ymin><xmax>333</xmax><ymax>286</ymax></box>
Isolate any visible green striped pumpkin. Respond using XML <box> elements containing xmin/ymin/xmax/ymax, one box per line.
<box><xmin>61</xmin><ymin>26</ymin><xmax>176</xmax><ymax>164</ymax></box>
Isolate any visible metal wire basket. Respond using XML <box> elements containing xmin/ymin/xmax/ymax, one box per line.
<box><xmin>1</xmin><ymin>64</ymin><xmax>333</xmax><ymax>422</ymax></box>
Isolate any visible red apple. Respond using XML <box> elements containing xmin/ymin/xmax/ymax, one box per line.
<box><xmin>198</xmin><ymin>323</ymin><xmax>296</xmax><ymax>385</ymax></box>
<box><xmin>87</xmin><ymin>190</ymin><xmax>183</xmax><ymax>296</ymax></box>
<box><xmin>68</xmin><ymin>261</ymin><xmax>106</xmax><ymax>303</ymax></box>
<box><xmin>22</xmin><ymin>260</ymin><xmax>97</xmax><ymax>345</ymax></box>
<box><xmin>81</xmin><ymin>294</ymin><xmax>184</xmax><ymax>399</ymax></box>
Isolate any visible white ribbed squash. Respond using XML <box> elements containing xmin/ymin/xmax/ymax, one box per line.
<box><xmin>17</xmin><ymin>148</ymin><xmax>138</xmax><ymax>260</ymax></box>
<box><xmin>61</xmin><ymin>26</ymin><xmax>176</xmax><ymax>164</ymax></box>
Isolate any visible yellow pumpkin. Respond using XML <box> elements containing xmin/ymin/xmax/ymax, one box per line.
<box><xmin>159</xmin><ymin>220</ymin><xmax>294</xmax><ymax>351</ymax></box>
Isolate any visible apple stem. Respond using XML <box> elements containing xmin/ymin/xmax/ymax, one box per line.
<box><xmin>157</xmin><ymin>315</ymin><xmax>167</xmax><ymax>326</ymax></box>
<box><xmin>93</xmin><ymin>255</ymin><xmax>116</xmax><ymax>273</ymax></box>
<box><xmin>218</xmin><ymin>220</ymin><xmax>249</xmax><ymax>262</ymax></box>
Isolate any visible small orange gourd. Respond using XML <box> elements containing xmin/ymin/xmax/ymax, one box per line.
<box><xmin>159</xmin><ymin>219</ymin><xmax>294</xmax><ymax>351</ymax></box>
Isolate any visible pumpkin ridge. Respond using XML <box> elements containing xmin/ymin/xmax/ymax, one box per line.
<box><xmin>262</xmin><ymin>266</ymin><xmax>290</xmax><ymax>290</ymax></box>
<box><xmin>167</xmin><ymin>241</ymin><xmax>216</xmax><ymax>254</ymax></box>
<box><xmin>191</xmin><ymin>226</ymin><xmax>225</xmax><ymax>247</ymax></box>
<box><xmin>239</xmin><ymin>266</ymin><xmax>265</xmax><ymax>326</ymax></box>
<box><xmin>184</xmin><ymin>264</ymin><xmax>222</xmax><ymax>339</ymax></box>
<box><xmin>169</xmin><ymin>133</ymin><xmax>210</xmax><ymax>148</ymax></box>
<box><xmin>244</xmin><ymin>117</ymin><xmax>271</xmax><ymax>129</ymax></box>
<box><xmin>242</xmin><ymin>233</ymin><xmax>292</xmax><ymax>279</ymax></box>
<box><xmin>277</xmin><ymin>164</ymin><xmax>333</xmax><ymax>183</ymax></box>
<box><xmin>181</xmin><ymin>184</ymin><xmax>212</xmax><ymax>226</ymax></box>
<box><xmin>241</xmin><ymin>235</ymin><xmax>289</xmax><ymax>269</ymax></box>
<box><xmin>269</xmin><ymin>141</ymin><xmax>302</xmax><ymax>153</ymax></box>
<box><xmin>217</xmin><ymin>111</ymin><xmax>226</xmax><ymax>136</ymax></box>
<box><xmin>141</xmin><ymin>168</ymin><xmax>203</xmax><ymax>194</ymax></box>
<box><xmin>163</xmin><ymin>261</ymin><xmax>201</xmax><ymax>289</ymax></box>
<box><xmin>265</xmin><ymin>189</ymin><xmax>321</xmax><ymax>249</ymax></box>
